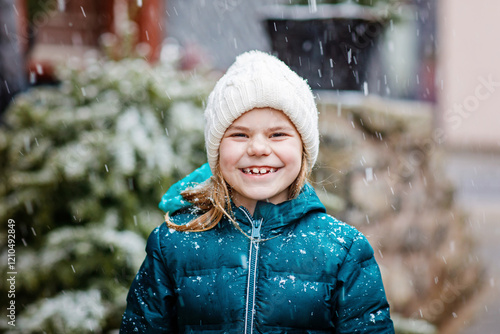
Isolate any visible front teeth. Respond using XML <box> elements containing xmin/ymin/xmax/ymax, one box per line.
<box><xmin>243</xmin><ymin>168</ymin><xmax>277</xmax><ymax>175</ymax></box>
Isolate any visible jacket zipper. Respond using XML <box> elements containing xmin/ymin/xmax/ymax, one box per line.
<box><xmin>240</xmin><ymin>207</ymin><xmax>262</xmax><ymax>334</ymax></box>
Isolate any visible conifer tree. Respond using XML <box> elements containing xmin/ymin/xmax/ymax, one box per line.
<box><xmin>0</xmin><ymin>51</ymin><xmax>213</xmax><ymax>332</ymax></box>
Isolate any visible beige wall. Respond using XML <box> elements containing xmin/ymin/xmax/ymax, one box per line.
<box><xmin>438</xmin><ymin>0</ymin><xmax>500</xmax><ymax>149</ymax></box>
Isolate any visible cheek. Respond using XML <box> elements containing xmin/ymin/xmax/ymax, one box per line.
<box><xmin>219</xmin><ymin>141</ymin><xmax>239</xmax><ymax>170</ymax></box>
<box><xmin>281</xmin><ymin>141</ymin><xmax>303</xmax><ymax>167</ymax></box>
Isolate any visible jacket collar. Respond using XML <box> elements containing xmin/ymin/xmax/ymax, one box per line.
<box><xmin>232</xmin><ymin>183</ymin><xmax>326</xmax><ymax>233</ymax></box>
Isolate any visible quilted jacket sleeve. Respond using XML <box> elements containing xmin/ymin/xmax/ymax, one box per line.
<box><xmin>120</xmin><ymin>226</ymin><xmax>177</xmax><ymax>333</ymax></box>
<box><xmin>335</xmin><ymin>232</ymin><xmax>394</xmax><ymax>333</ymax></box>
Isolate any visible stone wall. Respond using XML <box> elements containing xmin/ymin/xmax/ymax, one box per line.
<box><xmin>313</xmin><ymin>93</ymin><xmax>485</xmax><ymax>332</ymax></box>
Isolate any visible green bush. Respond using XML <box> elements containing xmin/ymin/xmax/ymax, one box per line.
<box><xmin>0</xmin><ymin>54</ymin><xmax>214</xmax><ymax>333</ymax></box>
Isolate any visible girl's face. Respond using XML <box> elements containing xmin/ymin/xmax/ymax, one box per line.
<box><xmin>219</xmin><ymin>107</ymin><xmax>303</xmax><ymax>214</ymax></box>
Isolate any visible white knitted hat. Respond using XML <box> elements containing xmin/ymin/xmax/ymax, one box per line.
<box><xmin>204</xmin><ymin>50</ymin><xmax>319</xmax><ymax>173</ymax></box>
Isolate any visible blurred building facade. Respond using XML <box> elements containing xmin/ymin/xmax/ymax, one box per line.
<box><xmin>7</xmin><ymin>0</ymin><xmax>164</xmax><ymax>85</ymax></box>
<box><xmin>439</xmin><ymin>1</ymin><xmax>500</xmax><ymax>333</ymax></box>
<box><xmin>438</xmin><ymin>0</ymin><xmax>500</xmax><ymax>150</ymax></box>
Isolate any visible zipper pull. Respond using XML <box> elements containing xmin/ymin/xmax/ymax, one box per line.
<box><xmin>251</xmin><ymin>218</ymin><xmax>263</xmax><ymax>239</ymax></box>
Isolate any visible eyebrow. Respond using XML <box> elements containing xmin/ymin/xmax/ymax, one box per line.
<box><xmin>226</xmin><ymin>125</ymin><xmax>249</xmax><ymax>131</ymax></box>
<box><xmin>269</xmin><ymin>126</ymin><xmax>295</xmax><ymax>132</ymax></box>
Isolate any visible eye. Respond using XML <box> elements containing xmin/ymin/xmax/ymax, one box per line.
<box><xmin>229</xmin><ymin>133</ymin><xmax>247</xmax><ymax>138</ymax></box>
<box><xmin>271</xmin><ymin>132</ymin><xmax>287</xmax><ymax>138</ymax></box>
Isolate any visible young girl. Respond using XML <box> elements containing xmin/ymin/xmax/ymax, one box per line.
<box><xmin>121</xmin><ymin>51</ymin><xmax>394</xmax><ymax>333</ymax></box>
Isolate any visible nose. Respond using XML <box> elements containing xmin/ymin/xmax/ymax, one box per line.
<box><xmin>247</xmin><ymin>135</ymin><xmax>271</xmax><ymax>156</ymax></box>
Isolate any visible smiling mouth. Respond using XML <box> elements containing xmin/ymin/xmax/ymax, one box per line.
<box><xmin>241</xmin><ymin>167</ymin><xmax>278</xmax><ymax>175</ymax></box>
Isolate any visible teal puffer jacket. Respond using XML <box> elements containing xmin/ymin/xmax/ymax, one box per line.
<box><xmin>121</xmin><ymin>164</ymin><xmax>394</xmax><ymax>333</ymax></box>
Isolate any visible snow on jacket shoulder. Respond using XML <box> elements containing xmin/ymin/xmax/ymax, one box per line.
<box><xmin>121</xmin><ymin>164</ymin><xmax>394</xmax><ymax>333</ymax></box>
